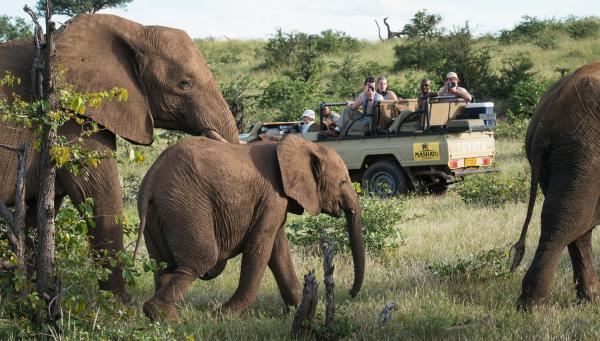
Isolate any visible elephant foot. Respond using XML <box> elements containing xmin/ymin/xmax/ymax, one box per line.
<box><xmin>143</xmin><ymin>298</ymin><xmax>178</xmax><ymax>322</ymax></box>
<box><xmin>221</xmin><ymin>301</ymin><xmax>247</xmax><ymax>316</ymax></box>
<box><xmin>516</xmin><ymin>294</ymin><xmax>545</xmax><ymax>313</ymax></box>
<box><xmin>576</xmin><ymin>281</ymin><xmax>600</xmax><ymax>302</ymax></box>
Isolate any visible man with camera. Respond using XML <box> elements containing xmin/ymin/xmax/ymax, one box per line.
<box><xmin>438</xmin><ymin>72</ymin><xmax>472</xmax><ymax>102</ymax></box>
<box><xmin>339</xmin><ymin>77</ymin><xmax>384</xmax><ymax>135</ymax></box>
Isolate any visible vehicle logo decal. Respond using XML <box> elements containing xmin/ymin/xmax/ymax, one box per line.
<box><xmin>413</xmin><ymin>142</ymin><xmax>440</xmax><ymax>161</ymax></box>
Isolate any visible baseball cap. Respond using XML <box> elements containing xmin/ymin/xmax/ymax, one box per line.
<box><xmin>300</xmin><ymin>109</ymin><xmax>316</xmax><ymax>119</ymax></box>
<box><xmin>446</xmin><ymin>72</ymin><xmax>459</xmax><ymax>79</ymax></box>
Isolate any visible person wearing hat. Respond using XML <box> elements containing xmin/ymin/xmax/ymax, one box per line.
<box><xmin>300</xmin><ymin>109</ymin><xmax>317</xmax><ymax>134</ymax></box>
<box><xmin>438</xmin><ymin>72</ymin><xmax>472</xmax><ymax>102</ymax></box>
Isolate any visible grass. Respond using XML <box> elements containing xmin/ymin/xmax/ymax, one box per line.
<box><xmin>76</xmin><ymin>136</ymin><xmax>596</xmax><ymax>339</ymax></box>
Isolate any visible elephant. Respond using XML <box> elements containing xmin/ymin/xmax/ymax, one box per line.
<box><xmin>133</xmin><ymin>134</ymin><xmax>365</xmax><ymax>321</ymax></box>
<box><xmin>0</xmin><ymin>14</ymin><xmax>239</xmax><ymax>301</ymax></box>
<box><xmin>510</xmin><ymin>61</ymin><xmax>600</xmax><ymax>310</ymax></box>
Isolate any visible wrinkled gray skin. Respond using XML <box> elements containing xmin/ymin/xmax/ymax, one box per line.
<box><xmin>510</xmin><ymin>61</ymin><xmax>600</xmax><ymax>310</ymax></box>
<box><xmin>0</xmin><ymin>14</ymin><xmax>239</xmax><ymax>300</ymax></box>
<box><xmin>135</xmin><ymin>134</ymin><xmax>365</xmax><ymax>321</ymax></box>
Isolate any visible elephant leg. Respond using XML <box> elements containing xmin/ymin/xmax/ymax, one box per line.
<box><xmin>568</xmin><ymin>230</ymin><xmax>600</xmax><ymax>301</ymax></box>
<box><xmin>268</xmin><ymin>226</ymin><xmax>301</xmax><ymax>307</ymax></box>
<box><xmin>223</xmin><ymin>210</ymin><xmax>285</xmax><ymax>315</ymax></box>
<box><xmin>56</xmin><ymin>156</ymin><xmax>128</xmax><ymax>302</ymax></box>
<box><xmin>144</xmin><ymin>270</ymin><xmax>195</xmax><ymax>322</ymax></box>
<box><xmin>518</xmin><ymin>170</ymin><xmax>599</xmax><ymax>310</ymax></box>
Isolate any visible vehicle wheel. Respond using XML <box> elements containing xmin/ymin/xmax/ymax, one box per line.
<box><xmin>362</xmin><ymin>161</ymin><xmax>408</xmax><ymax>198</ymax></box>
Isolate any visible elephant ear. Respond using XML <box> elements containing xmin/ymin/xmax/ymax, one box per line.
<box><xmin>277</xmin><ymin>134</ymin><xmax>321</xmax><ymax>215</ymax></box>
<box><xmin>55</xmin><ymin>14</ymin><xmax>153</xmax><ymax>145</ymax></box>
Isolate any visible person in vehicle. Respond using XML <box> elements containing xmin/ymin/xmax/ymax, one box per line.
<box><xmin>376</xmin><ymin>76</ymin><xmax>399</xmax><ymax>100</ymax></box>
<box><xmin>417</xmin><ymin>78</ymin><xmax>438</xmax><ymax>110</ymax></box>
<box><xmin>340</xmin><ymin>77</ymin><xmax>384</xmax><ymax>135</ymax></box>
<box><xmin>299</xmin><ymin>109</ymin><xmax>317</xmax><ymax>134</ymax></box>
<box><xmin>438</xmin><ymin>71</ymin><xmax>472</xmax><ymax>102</ymax></box>
<box><xmin>321</xmin><ymin>106</ymin><xmax>341</xmax><ymax>136</ymax></box>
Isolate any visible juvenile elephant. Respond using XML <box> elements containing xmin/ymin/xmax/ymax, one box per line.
<box><xmin>510</xmin><ymin>61</ymin><xmax>600</xmax><ymax>310</ymax></box>
<box><xmin>0</xmin><ymin>14</ymin><xmax>239</xmax><ymax>300</ymax></box>
<box><xmin>134</xmin><ymin>134</ymin><xmax>365</xmax><ymax>321</ymax></box>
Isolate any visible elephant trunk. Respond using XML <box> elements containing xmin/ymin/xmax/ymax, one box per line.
<box><xmin>191</xmin><ymin>81</ymin><xmax>240</xmax><ymax>144</ymax></box>
<box><xmin>345</xmin><ymin>203</ymin><xmax>365</xmax><ymax>297</ymax></box>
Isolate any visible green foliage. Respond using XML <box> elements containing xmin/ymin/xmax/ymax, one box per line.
<box><xmin>565</xmin><ymin>17</ymin><xmax>600</xmax><ymax>39</ymax></box>
<box><xmin>257</xmin><ymin>77</ymin><xmax>321</xmax><ymax>122</ymax></box>
<box><xmin>326</xmin><ymin>55</ymin><xmax>387</xmax><ymax>100</ymax></box>
<box><xmin>456</xmin><ymin>173</ymin><xmax>530</xmax><ymax>206</ymax></box>
<box><xmin>494</xmin><ymin>113</ymin><xmax>529</xmax><ymax>140</ymax></box>
<box><xmin>393</xmin><ymin>24</ymin><xmax>497</xmax><ymax>99</ymax></box>
<box><xmin>400</xmin><ymin>9</ymin><xmax>442</xmax><ymax>39</ymax></box>
<box><xmin>36</xmin><ymin>0</ymin><xmax>133</xmax><ymax>17</ymax></box>
<box><xmin>1</xmin><ymin>73</ymin><xmax>128</xmax><ymax>174</ymax></box>
<box><xmin>495</xmin><ymin>55</ymin><xmax>536</xmax><ymax>98</ymax></box>
<box><xmin>0</xmin><ymin>199</ymin><xmax>161</xmax><ymax>337</ymax></box>
<box><xmin>286</xmin><ymin>195</ymin><xmax>405</xmax><ymax>251</ymax></box>
<box><xmin>388</xmin><ymin>69</ymin><xmax>426</xmax><ymax>99</ymax></box>
<box><xmin>0</xmin><ymin>15</ymin><xmax>32</xmax><ymax>42</ymax></box>
<box><xmin>427</xmin><ymin>246</ymin><xmax>511</xmax><ymax>280</ymax></box>
<box><xmin>220</xmin><ymin>75</ymin><xmax>259</xmax><ymax>131</ymax></box>
<box><xmin>498</xmin><ymin>15</ymin><xmax>599</xmax><ymax>45</ymax></box>
<box><xmin>508</xmin><ymin>76</ymin><xmax>555</xmax><ymax>119</ymax></box>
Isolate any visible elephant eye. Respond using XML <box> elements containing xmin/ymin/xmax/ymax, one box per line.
<box><xmin>179</xmin><ymin>79</ymin><xmax>193</xmax><ymax>90</ymax></box>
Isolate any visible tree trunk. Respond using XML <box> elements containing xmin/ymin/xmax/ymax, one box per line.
<box><xmin>320</xmin><ymin>237</ymin><xmax>335</xmax><ymax>335</ymax></box>
<box><xmin>25</xmin><ymin>2</ymin><xmax>59</xmax><ymax>319</ymax></box>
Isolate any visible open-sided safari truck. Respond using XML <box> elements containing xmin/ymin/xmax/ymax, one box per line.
<box><xmin>300</xmin><ymin>97</ymin><xmax>497</xmax><ymax>197</ymax></box>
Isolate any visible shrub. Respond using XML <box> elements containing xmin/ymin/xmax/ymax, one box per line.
<box><xmin>494</xmin><ymin>112</ymin><xmax>529</xmax><ymax>140</ymax></box>
<box><xmin>495</xmin><ymin>55</ymin><xmax>536</xmax><ymax>98</ymax></box>
<box><xmin>393</xmin><ymin>24</ymin><xmax>497</xmax><ymax>99</ymax></box>
<box><xmin>533</xmin><ymin>34</ymin><xmax>558</xmax><ymax>49</ymax></box>
<box><xmin>220</xmin><ymin>75</ymin><xmax>259</xmax><ymax>131</ymax></box>
<box><xmin>314</xmin><ymin>29</ymin><xmax>361</xmax><ymax>53</ymax></box>
<box><xmin>388</xmin><ymin>69</ymin><xmax>427</xmax><ymax>99</ymax></box>
<box><xmin>427</xmin><ymin>246</ymin><xmax>511</xmax><ymax>281</ymax></box>
<box><xmin>257</xmin><ymin>77</ymin><xmax>321</xmax><ymax>122</ymax></box>
<box><xmin>456</xmin><ymin>173</ymin><xmax>530</xmax><ymax>206</ymax></box>
<box><xmin>508</xmin><ymin>77</ymin><xmax>555</xmax><ymax>119</ymax></box>
<box><xmin>327</xmin><ymin>56</ymin><xmax>386</xmax><ymax>100</ymax></box>
<box><xmin>286</xmin><ymin>195</ymin><xmax>405</xmax><ymax>251</ymax></box>
<box><xmin>565</xmin><ymin>17</ymin><xmax>600</xmax><ymax>39</ymax></box>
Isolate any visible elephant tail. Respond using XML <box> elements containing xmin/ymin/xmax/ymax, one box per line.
<box><xmin>133</xmin><ymin>187</ymin><xmax>151</xmax><ymax>263</ymax></box>
<box><xmin>509</xmin><ymin>153</ymin><xmax>542</xmax><ymax>272</ymax></box>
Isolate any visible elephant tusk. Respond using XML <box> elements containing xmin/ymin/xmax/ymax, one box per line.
<box><xmin>205</xmin><ymin>130</ymin><xmax>229</xmax><ymax>143</ymax></box>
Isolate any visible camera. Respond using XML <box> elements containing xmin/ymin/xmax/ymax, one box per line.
<box><xmin>448</xmin><ymin>81</ymin><xmax>456</xmax><ymax>89</ymax></box>
<box><xmin>367</xmin><ymin>85</ymin><xmax>375</xmax><ymax>91</ymax></box>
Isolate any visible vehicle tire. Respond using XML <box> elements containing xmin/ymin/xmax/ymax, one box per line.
<box><xmin>362</xmin><ymin>161</ymin><xmax>408</xmax><ymax>198</ymax></box>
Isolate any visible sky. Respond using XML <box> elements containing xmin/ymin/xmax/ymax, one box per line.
<box><xmin>2</xmin><ymin>0</ymin><xmax>600</xmax><ymax>40</ymax></box>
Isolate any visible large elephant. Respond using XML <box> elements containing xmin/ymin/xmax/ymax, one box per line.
<box><xmin>134</xmin><ymin>134</ymin><xmax>365</xmax><ymax>321</ymax></box>
<box><xmin>510</xmin><ymin>61</ymin><xmax>600</xmax><ymax>310</ymax></box>
<box><xmin>0</xmin><ymin>14</ymin><xmax>239</xmax><ymax>300</ymax></box>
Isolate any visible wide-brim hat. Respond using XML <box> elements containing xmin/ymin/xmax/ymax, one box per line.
<box><xmin>301</xmin><ymin>109</ymin><xmax>316</xmax><ymax>119</ymax></box>
<box><xmin>446</xmin><ymin>72</ymin><xmax>459</xmax><ymax>80</ymax></box>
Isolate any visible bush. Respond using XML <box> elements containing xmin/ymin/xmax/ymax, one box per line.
<box><xmin>495</xmin><ymin>55</ymin><xmax>536</xmax><ymax>98</ymax></box>
<box><xmin>427</xmin><ymin>247</ymin><xmax>511</xmax><ymax>281</ymax></box>
<box><xmin>327</xmin><ymin>55</ymin><xmax>387</xmax><ymax>100</ymax></box>
<box><xmin>456</xmin><ymin>173</ymin><xmax>530</xmax><ymax>206</ymax></box>
<box><xmin>508</xmin><ymin>77</ymin><xmax>555</xmax><ymax>119</ymax></box>
<box><xmin>388</xmin><ymin>69</ymin><xmax>428</xmax><ymax>99</ymax></box>
<box><xmin>286</xmin><ymin>194</ymin><xmax>405</xmax><ymax>251</ymax></box>
<box><xmin>565</xmin><ymin>17</ymin><xmax>600</xmax><ymax>39</ymax></box>
<box><xmin>494</xmin><ymin>113</ymin><xmax>529</xmax><ymax>140</ymax></box>
<box><xmin>257</xmin><ymin>77</ymin><xmax>321</xmax><ymax>122</ymax></box>
<box><xmin>220</xmin><ymin>75</ymin><xmax>259</xmax><ymax>131</ymax></box>
<box><xmin>393</xmin><ymin>24</ymin><xmax>497</xmax><ymax>99</ymax></box>
<box><xmin>533</xmin><ymin>34</ymin><xmax>558</xmax><ymax>49</ymax></box>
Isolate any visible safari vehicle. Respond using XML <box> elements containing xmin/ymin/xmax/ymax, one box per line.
<box><xmin>300</xmin><ymin>97</ymin><xmax>498</xmax><ymax>197</ymax></box>
<box><xmin>239</xmin><ymin>121</ymin><xmax>301</xmax><ymax>142</ymax></box>
<box><xmin>239</xmin><ymin>97</ymin><xmax>497</xmax><ymax>197</ymax></box>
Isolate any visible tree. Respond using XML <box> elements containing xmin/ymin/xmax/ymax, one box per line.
<box><xmin>401</xmin><ymin>9</ymin><xmax>442</xmax><ymax>39</ymax></box>
<box><xmin>36</xmin><ymin>0</ymin><xmax>133</xmax><ymax>17</ymax></box>
<box><xmin>0</xmin><ymin>15</ymin><xmax>32</xmax><ymax>42</ymax></box>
